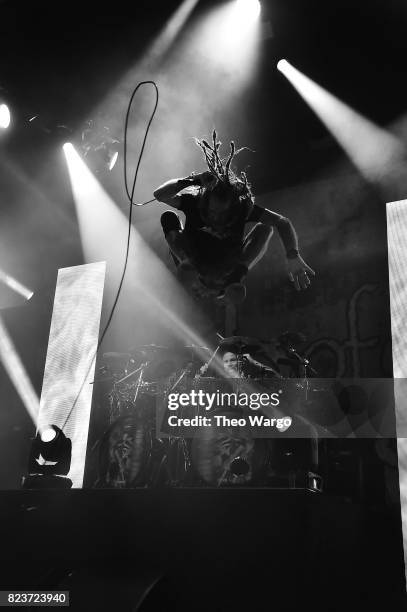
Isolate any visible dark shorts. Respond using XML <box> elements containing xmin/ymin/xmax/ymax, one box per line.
<box><xmin>161</xmin><ymin>211</ymin><xmax>244</xmax><ymax>288</ymax></box>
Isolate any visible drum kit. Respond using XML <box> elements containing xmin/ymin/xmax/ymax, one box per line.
<box><xmin>93</xmin><ymin>333</ymin><xmax>321</xmax><ymax>489</ymax></box>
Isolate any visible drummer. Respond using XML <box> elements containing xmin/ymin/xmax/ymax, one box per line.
<box><xmin>222</xmin><ymin>349</ymin><xmax>281</xmax><ymax>379</ymax></box>
<box><xmin>222</xmin><ymin>351</ymin><xmax>241</xmax><ymax>378</ymax></box>
<box><xmin>197</xmin><ymin>335</ymin><xmax>281</xmax><ymax>378</ymax></box>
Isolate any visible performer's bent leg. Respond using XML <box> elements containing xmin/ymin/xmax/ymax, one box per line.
<box><xmin>242</xmin><ymin>223</ymin><xmax>274</xmax><ymax>270</ymax></box>
<box><xmin>160</xmin><ymin>211</ymin><xmax>193</xmax><ymax>267</ymax></box>
<box><xmin>217</xmin><ymin>225</ymin><xmax>273</xmax><ymax>303</ymax></box>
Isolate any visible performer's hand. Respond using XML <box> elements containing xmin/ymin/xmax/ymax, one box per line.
<box><xmin>193</xmin><ymin>171</ymin><xmax>217</xmax><ymax>189</ymax></box>
<box><xmin>199</xmin><ymin>363</ymin><xmax>209</xmax><ymax>376</ymax></box>
<box><xmin>286</xmin><ymin>255</ymin><xmax>315</xmax><ymax>291</ymax></box>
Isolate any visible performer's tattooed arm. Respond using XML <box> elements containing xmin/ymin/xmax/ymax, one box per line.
<box><xmin>256</xmin><ymin>207</ymin><xmax>315</xmax><ymax>291</ymax></box>
<box><xmin>153</xmin><ymin>171</ymin><xmax>216</xmax><ymax>207</ymax></box>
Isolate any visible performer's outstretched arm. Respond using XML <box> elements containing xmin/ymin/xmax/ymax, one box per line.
<box><xmin>246</xmin><ymin>207</ymin><xmax>315</xmax><ymax>290</ymax></box>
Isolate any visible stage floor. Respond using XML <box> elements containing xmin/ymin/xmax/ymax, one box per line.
<box><xmin>0</xmin><ymin>489</ymin><xmax>405</xmax><ymax>611</ymax></box>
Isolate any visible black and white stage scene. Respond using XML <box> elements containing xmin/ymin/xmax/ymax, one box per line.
<box><xmin>0</xmin><ymin>0</ymin><xmax>407</xmax><ymax>609</ymax></box>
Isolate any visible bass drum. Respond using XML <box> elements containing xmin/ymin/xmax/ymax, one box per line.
<box><xmin>98</xmin><ymin>415</ymin><xmax>151</xmax><ymax>488</ymax></box>
<box><xmin>191</xmin><ymin>411</ymin><xmax>268</xmax><ymax>486</ymax></box>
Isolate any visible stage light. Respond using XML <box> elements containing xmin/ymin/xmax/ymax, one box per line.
<box><xmin>83</xmin><ymin>142</ymin><xmax>120</xmax><ymax>173</ymax></box>
<box><xmin>227</xmin><ymin>0</ymin><xmax>261</xmax><ymax>36</ymax></box>
<box><xmin>41</xmin><ymin>426</ymin><xmax>57</xmax><ymax>443</ymax></box>
<box><xmin>34</xmin><ymin>261</ymin><xmax>105</xmax><ymax>489</ymax></box>
<box><xmin>91</xmin><ymin>141</ymin><xmax>119</xmax><ymax>171</ymax></box>
<box><xmin>0</xmin><ymin>268</ymin><xmax>34</xmax><ymax>302</ymax></box>
<box><xmin>277</xmin><ymin>59</ymin><xmax>289</xmax><ymax>72</ymax></box>
<box><xmin>31</xmin><ymin>425</ymin><xmax>72</xmax><ymax>475</ymax></box>
<box><xmin>23</xmin><ymin>425</ymin><xmax>73</xmax><ymax>489</ymax></box>
<box><xmin>235</xmin><ymin>0</ymin><xmax>261</xmax><ymax>23</ymax></box>
<box><xmin>0</xmin><ymin>104</ymin><xmax>10</xmax><ymax>129</ymax></box>
<box><xmin>106</xmin><ymin>147</ymin><xmax>119</xmax><ymax>171</ymax></box>
<box><xmin>27</xmin><ymin>117</ymin><xmax>73</xmax><ymax>145</ymax></box>
<box><xmin>80</xmin><ymin>120</ymin><xmax>121</xmax><ymax>174</ymax></box>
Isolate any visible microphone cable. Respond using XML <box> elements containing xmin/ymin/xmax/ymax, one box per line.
<box><xmin>61</xmin><ymin>81</ymin><xmax>159</xmax><ymax>433</ymax></box>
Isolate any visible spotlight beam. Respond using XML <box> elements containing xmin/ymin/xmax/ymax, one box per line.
<box><xmin>148</xmin><ymin>0</ymin><xmax>200</xmax><ymax>66</ymax></box>
<box><xmin>0</xmin><ymin>315</ymin><xmax>40</xmax><ymax>424</ymax></box>
<box><xmin>0</xmin><ymin>269</ymin><xmax>34</xmax><ymax>301</ymax></box>
<box><xmin>277</xmin><ymin>59</ymin><xmax>405</xmax><ymax>186</ymax></box>
<box><xmin>63</xmin><ymin>143</ymin><xmax>218</xmax><ymax>371</ymax></box>
<box><xmin>91</xmin><ymin>0</ymin><xmax>199</xmax><ymax>139</ymax></box>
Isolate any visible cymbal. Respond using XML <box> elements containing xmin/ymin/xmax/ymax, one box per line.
<box><xmin>184</xmin><ymin>345</ymin><xmax>211</xmax><ymax>351</ymax></box>
<box><xmin>129</xmin><ymin>344</ymin><xmax>169</xmax><ymax>354</ymax></box>
<box><xmin>219</xmin><ymin>336</ymin><xmax>263</xmax><ymax>354</ymax></box>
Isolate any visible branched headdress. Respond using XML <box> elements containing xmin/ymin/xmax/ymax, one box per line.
<box><xmin>194</xmin><ymin>129</ymin><xmax>254</xmax><ymax>220</ymax></box>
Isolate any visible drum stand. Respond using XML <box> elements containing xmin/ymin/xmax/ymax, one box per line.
<box><xmin>160</xmin><ymin>361</ymin><xmax>196</xmax><ymax>486</ymax></box>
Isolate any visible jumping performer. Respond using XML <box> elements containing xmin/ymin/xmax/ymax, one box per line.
<box><xmin>154</xmin><ymin>131</ymin><xmax>315</xmax><ymax>302</ymax></box>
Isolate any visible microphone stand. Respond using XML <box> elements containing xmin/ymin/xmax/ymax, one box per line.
<box><xmin>281</xmin><ymin>345</ymin><xmax>317</xmax><ymax>401</ymax></box>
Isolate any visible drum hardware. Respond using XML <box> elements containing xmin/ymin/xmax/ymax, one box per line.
<box><xmin>97</xmin><ymin>415</ymin><xmax>148</xmax><ymax>488</ymax></box>
<box><xmin>184</xmin><ymin>345</ymin><xmax>211</xmax><ymax>351</ymax></box>
<box><xmin>228</xmin><ymin>456</ymin><xmax>250</xmax><ymax>477</ymax></box>
<box><xmin>217</xmin><ymin>441</ymin><xmax>251</xmax><ymax>486</ymax></box>
<box><xmin>129</xmin><ymin>344</ymin><xmax>170</xmax><ymax>355</ymax></box>
<box><xmin>115</xmin><ymin>361</ymin><xmax>150</xmax><ymax>386</ymax></box>
<box><xmin>99</xmin><ymin>345</ymin><xmax>171</xmax><ymax>486</ymax></box>
<box><xmin>159</xmin><ymin>436</ymin><xmax>193</xmax><ymax>486</ymax></box>
<box><xmin>102</xmin><ymin>352</ymin><xmax>146</xmax><ymax>374</ymax></box>
<box><xmin>169</xmin><ymin>363</ymin><xmax>193</xmax><ymax>392</ymax></box>
<box><xmin>198</xmin><ymin>345</ymin><xmax>221</xmax><ymax>377</ymax></box>
<box><xmin>190</xmin><ymin>413</ymin><xmax>269</xmax><ymax>486</ymax></box>
<box><xmin>94</xmin><ymin>330</ymin><xmax>321</xmax><ymax>488</ymax></box>
<box><xmin>242</xmin><ymin>354</ymin><xmax>282</xmax><ymax>379</ymax></box>
<box><xmin>284</xmin><ymin>346</ymin><xmax>317</xmax><ymax>376</ymax></box>
<box><xmin>97</xmin><ymin>413</ymin><xmax>169</xmax><ymax>488</ymax></box>
<box><xmin>282</xmin><ymin>348</ymin><xmax>316</xmax><ymax>400</ymax></box>
<box><xmin>106</xmin><ymin>356</ymin><xmax>158</xmax><ymax>423</ymax></box>
<box><xmin>219</xmin><ymin>335</ymin><xmax>265</xmax><ymax>355</ymax></box>
<box><xmin>139</xmin><ymin>381</ymin><xmax>161</xmax><ymax>396</ymax></box>
<box><xmin>182</xmin><ymin>345</ymin><xmax>212</xmax><ymax>377</ymax></box>
<box><xmin>276</xmin><ymin>332</ymin><xmax>317</xmax><ymax>399</ymax></box>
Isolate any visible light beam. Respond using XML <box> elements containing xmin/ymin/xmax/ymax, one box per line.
<box><xmin>277</xmin><ymin>59</ymin><xmax>405</xmax><ymax>186</ymax></box>
<box><xmin>0</xmin><ymin>315</ymin><xmax>40</xmax><ymax>424</ymax></box>
<box><xmin>63</xmin><ymin>143</ymin><xmax>221</xmax><ymax>370</ymax></box>
<box><xmin>0</xmin><ymin>269</ymin><xmax>34</xmax><ymax>301</ymax></box>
